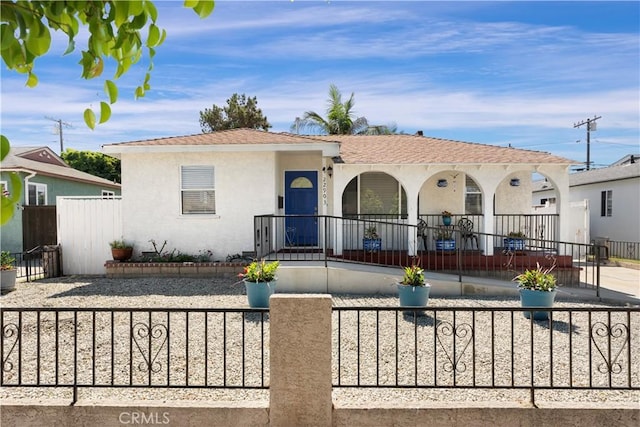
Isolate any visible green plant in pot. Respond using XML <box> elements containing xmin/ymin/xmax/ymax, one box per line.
<box><xmin>239</xmin><ymin>259</ymin><xmax>279</xmax><ymax>308</ymax></box>
<box><xmin>1</xmin><ymin>250</ymin><xmax>17</xmax><ymax>294</ymax></box>
<box><xmin>513</xmin><ymin>263</ymin><xmax>557</xmax><ymax>320</ymax></box>
<box><xmin>441</xmin><ymin>210</ymin><xmax>452</xmax><ymax>226</ymax></box>
<box><xmin>109</xmin><ymin>239</ymin><xmax>134</xmax><ymax>262</ymax></box>
<box><xmin>363</xmin><ymin>225</ymin><xmax>382</xmax><ymax>252</ymax></box>
<box><xmin>397</xmin><ymin>264</ymin><xmax>431</xmax><ymax>307</ymax></box>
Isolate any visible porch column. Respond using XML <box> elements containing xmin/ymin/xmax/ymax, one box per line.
<box><xmin>484</xmin><ymin>196</ymin><xmax>495</xmax><ymax>256</ymax></box>
<box><xmin>407</xmin><ymin>192</ymin><xmax>418</xmax><ymax>256</ymax></box>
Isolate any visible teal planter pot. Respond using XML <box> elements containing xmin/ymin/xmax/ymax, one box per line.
<box><xmin>519</xmin><ymin>289</ymin><xmax>557</xmax><ymax>320</ymax></box>
<box><xmin>397</xmin><ymin>283</ymin><xmax>431</xmax><ymax>307</ymax></box>
<box><xmin>244</xmin><ymin>279</ymin><xmax>277</xmax><ymax>308</ymax></box>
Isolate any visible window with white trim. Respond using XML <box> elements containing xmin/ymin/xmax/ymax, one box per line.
<box><xmin>465</xmin><ymin>176</ymin><xmax>482</xmax><ymax>214</ymax></box>
<box><xmin>27</xmin><ymin>182</ymin><xmax>47</xmax><ymax>205</ymax></box>
<box><xmin>600</xmin><ymin>190</ymin><xmax>612</xmax><ymax>217</ymax></box>
<box><xmin>181</xmin><ymin>165</ymin><xmax>215</xmax><ymax>214</ymax></box>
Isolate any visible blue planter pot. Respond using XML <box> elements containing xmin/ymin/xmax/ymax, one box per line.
<box><xmin>244</xmin><ymin>279</ymin><xmax>277</xmax><ymax>308</ymax></box>
<box><xmin>397</xmin><ymin>283</ymin><xmax>431</xmax><ymax>307</ymax></box>
<box><xmin>519</xmin><ymin>289</ymin><xmax>557</xmax><ymax>320</ymax></box>
<box><xmin>363</xmin><ymin>238</ymin><xmax>382</xmax><ymax>252</ymax></box>
<box><xmin>504</xmin><ymin>238</ymin><xmax>525</xmax><ymax>251</ymax></box>
<box><xmin>442</xmin><ymin>216</ymin><xmax>452</xmax><ymax>226</ymax></box>
<box><xmin>435</xmin><ymin>239</ymin><xmax>456</xmax><ymax>251</ymax></box>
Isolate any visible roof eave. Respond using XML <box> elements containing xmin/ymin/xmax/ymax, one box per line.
<box><xmin>102</xmin><ymin>143</ymin><xmax>341</xmax><ymax>158</ymax></box>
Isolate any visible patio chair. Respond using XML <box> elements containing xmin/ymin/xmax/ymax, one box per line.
<box><xmin>458</xmin><ymin>217</ymin><xmax>478</xmax><ymax>250</ymax></box>
<box><xmin>417</xmin><ymin>219</ymin><xmax>428</xmax><ymax>251</ymax></box>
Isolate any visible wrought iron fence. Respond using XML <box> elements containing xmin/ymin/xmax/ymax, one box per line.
<box><xmin>1</xmin><ymin>308</ymin><xmax>270</xmax><ymax>403</ymax></box>
<box><xmin>333</xmin><ymin>306</ymin><xmax>639</xmax><ymax>405</ymax></box>
<box><xmin>9</xmin><ymin>245</ymin><xmax>62</xmax><ymax>282</ymax></box>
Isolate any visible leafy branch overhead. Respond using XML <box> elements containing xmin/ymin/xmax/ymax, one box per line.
<box><xmin>0</xmin><ymin>0</ymin><xmax>214</xmax><ymax>129</ymax></box>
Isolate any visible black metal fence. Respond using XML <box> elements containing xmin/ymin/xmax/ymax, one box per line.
<box><xmin>10</xmin><ymin>245</ymin><xmax>62</xmax><ymax>282</ymax></box>
<box><xmin>333</xmin><ymin>306</ymin><xmax>639</xmax><ymax>404</ymax></box>
<box><xmin>254</xmin><ymin>214</ymin><xmax>604</xmax><ymax>289</ymax></box>
<box><xmin>3</xmin><ymin>305</ymin><xmax>638</xmax><ymax>406</ymax></box>
<box><xmin>1</xmin><ymin>308</ymin><xmax>270</xmax><ymax>403</ymax></box>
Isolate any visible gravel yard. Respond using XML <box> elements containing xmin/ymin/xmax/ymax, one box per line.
<box><xmin>1</xmin><ymin>276</ymin><xmax>638</xmax><ymax>405</ymax></box>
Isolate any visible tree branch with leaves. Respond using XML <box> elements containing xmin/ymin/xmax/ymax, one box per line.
<box><xmin>0</xmin><ymin>0</ymin><xmax>214</xmax><ymax>225</ymax></box>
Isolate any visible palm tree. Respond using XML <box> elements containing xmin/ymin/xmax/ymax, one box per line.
<box><xmin>292</xmin><ymin>84</ymin><xmax>370</xmax><ymax>135</ymax></box>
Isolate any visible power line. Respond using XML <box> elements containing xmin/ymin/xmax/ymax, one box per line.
<box><xmin>45</xmin><ymin>116</ymin><xmax>72</xmax><ymax>153</ymax></box>
<box><xmin>573</xmin><ymin>115</ymin><xmax>601</xmax><ymax>171</ymax></box>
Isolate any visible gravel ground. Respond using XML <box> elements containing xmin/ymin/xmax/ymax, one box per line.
<box><xmin>1</xmin><ymin>276</ymin><xmax>638</xmax><ymax>405</ymax></box>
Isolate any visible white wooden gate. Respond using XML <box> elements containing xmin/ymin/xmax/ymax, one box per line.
<box><xmin>57</xmin><ymin>196</ymin><xmax>123</xmax><ymax>274</ymax></box>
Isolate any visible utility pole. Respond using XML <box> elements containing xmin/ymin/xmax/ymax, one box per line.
<box><xmin>45</xmin><ymin>116</ymin><xmax>72</xmax><ymax>153</ymax></box>
<box><xmin>573</xmin><ymin>115</ymin><xmax>601</xmax><ymax>170</ymax></box>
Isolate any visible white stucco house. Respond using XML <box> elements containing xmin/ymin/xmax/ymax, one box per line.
<box><xmin>101</xmin><ymin>128</ymin><xmax>576</xmax><ymax>262</ymax></box>
<box><xmin>533</xmin><ymin>154</ymin><xmax>640</xmax><ymax>244</ymax></box>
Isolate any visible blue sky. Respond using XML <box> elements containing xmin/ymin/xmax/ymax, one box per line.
<box><xmin>1</xmin><ymin>1</ymin><xmax>638</xmax><ymax>168</ymax></box>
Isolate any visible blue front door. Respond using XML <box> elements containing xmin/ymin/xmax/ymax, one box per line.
<box><xmin>285</xmin><ymin>171</ymin><xmax>318</xmax><ymax>246</ymax></box>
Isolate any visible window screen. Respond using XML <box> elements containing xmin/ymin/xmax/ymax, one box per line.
<box><xmin>181</xmin><ymin>166</ymin><xmax>215</xmax><ymax>214</ymax></box>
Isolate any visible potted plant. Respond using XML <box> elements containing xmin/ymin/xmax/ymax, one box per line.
<box><xmin>109</xmin><ymin>239</ymin><xmax>134</xmax><ymax>261</ymax></box>
<box><xmin>513</xmin><ymin>263</ymin><xmax>557</xmax><ymax>320</ymax></box>
<box><xmin>441</xmin><ymin>210</ymin><xmax>453</xmax><ymax>226</ymax></box>
<box><xmin>239</xmin><ymin>259</ymin><xmax>279</xmax><ymax>308</ymax></box>
<box><xmin>1</xmin><ymin>250</ymin><xmax>17</xmax><ymax>294</ymax></box>
<box><xmin>504</xmin><ymin>231</ymin><xmax>526</xmax><ymax>251</ymax></box>
<box><xmin>435</xmin><ymin>228</ymin><xmax>455</xmax><ymax>251</ymax></box>
<box><xmin>397</xmin><ymin>264</ymin><xmax>431</xmax><ymax>307</ymax></box>
<box><xmin>363</xmin><ymin>225</ymin><xmax>382</xmax><ymax>252</ymax></box>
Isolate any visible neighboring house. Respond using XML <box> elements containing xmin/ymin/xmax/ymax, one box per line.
<box><xmin>102</xmin><ymin>128</ymin><xmax>576</xmax><ymax>261</ymax></box>
<box><xmin>532</xmin><ymin>154</ymin><xmax>640</xmax><ymax>243</ymax></box>
<box><xmin>0</xmin><ymin>146</ymin><xmax>121</xmax><ymax>253</ymax></box>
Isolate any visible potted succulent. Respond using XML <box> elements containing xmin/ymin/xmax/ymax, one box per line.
<box><xmin>435</xmin><ymin>228</ymin><xmax>455</xmax><ymax>251</ymax></box>
<box><xmin>363</xmin><ymin>225</ymin><xmax>382</xmax><ymax>252</ymax></box>
<box><xmin>397</xmin><ymin>264</ymin><xmax>431</xmax><ymax>307</ymax></box>
<box><xmin>441</xmin><ymin>210</ymin><xmax>453</xmax><ymax>226</ymax></box>
<box><xmin>239</xmin><ymin>259</ymin><xmax>279</xmax><ymax>308</ymax></box>
<box><xmin>1</xmin><ymin>250</ymin><xmax>17</xmax><ymax>294</ymax></box>
<box><xmin>504</xmin><ymin>231</ymin><xmax>526</xmax><ymax>252</ymax></box>
<box><xmin>109</xmin><ymin>239</ymin><xmax>134</xmax><ymax>261</ymax></box>
<box><xmin>513</xmin><ymin>263</ymin><xmax>557</xmax><ymax>320</ymax></box>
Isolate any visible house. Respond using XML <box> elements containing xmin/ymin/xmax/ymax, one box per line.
<box><xmin>533</xmin><ymin>154</ymin><xmax>640</xmax><ymax>244</ymax></box>
<box><xmin>102</xmin><ymin>128</ymin><xmax>576</xmax><ymax>261</ymax></box>
<box><xmin>0</xmin><ymin>146</ymin><xmax>121</xmax><ymax>253</ymax></box>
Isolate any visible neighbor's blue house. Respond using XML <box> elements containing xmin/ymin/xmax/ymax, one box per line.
<box><xmin>1</xmin><ymin>146</ymin><xmax>121</xmax><ymax>254</ymax></box>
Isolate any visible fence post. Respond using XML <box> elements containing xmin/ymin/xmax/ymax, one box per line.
<box><xmin>269</xmin><ymin>294</ymin><xmax>333</xmax><ymax>427</ymax></box>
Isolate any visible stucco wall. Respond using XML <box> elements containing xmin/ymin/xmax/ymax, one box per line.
<box><xmin>571</xmin><ymin>177</ymin><xmax>640</xmax><ymax>242</ymax></box>
<box><xmin>121</xmin><ymin>152</ymin><xmax>278</xmax><ymax>260</ymax></box>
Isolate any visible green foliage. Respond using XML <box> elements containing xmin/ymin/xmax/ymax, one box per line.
<box><xmin>1</xmin><ymin>251</ymin><xmax>16</xmax><ymax>270</ymax></box>
<box><xmin>199</xmin><ymin>93</ymin><xmax>271</xmax><ymax>132</ymax></box>
<box><xmin>1</xmin><ymin>1</ymin><xmax>214</xmax><ymax>128</ymax></box>
<box><xmin>293</xmin><ymin>84</ymin><xmax>369</xmax><ymax>135</ymax></box>
<box><xmin>364</xmin><ymin>226</ymin><xmax>379</xmax><ymax>239</ymax></box>
<box><xmin>0</xmin><ymin>1</ymin><xmax>215</xmax><ymax>224</ymax></box>
<box><xmin>239</xmin><ymin>260</ymin><xmax>279</xmax><ymax>283</ymax></box>
<box><xmin>109</xmin><ymin>239</ymin><xmax>132</xmax><ymax>249</ymax></box>
<box><xmin>508</xmin><ymin>231</ymin><xmax>526</xmax><ymax>238</ymax></box>
<box><xmin>400</xmin><ymin>264</ymin><xmax>426</xmax><ymax>287</ymax></box>
<box><xmin>61</xmin><ymin>149</ymin><xmax>121</xmax><ymax>183</ymax></box>
<box><xmin>513</xmin><ymin>263</ymin><xmax>557</xmax><ymax>292</ymax></box>
<box><xmin>0</xmin><ymin>136</ymin><xmax>22</xmax><ymax>226</ymax></box>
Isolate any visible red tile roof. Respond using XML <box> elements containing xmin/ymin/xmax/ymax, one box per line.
<box><xmin>103</xmin><ymin>128</ymin><xmax>576</xmax><ymax>165</ymax></box>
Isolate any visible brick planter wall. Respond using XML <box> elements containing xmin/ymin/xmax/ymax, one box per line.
<box><xmin>104</xmin><ymin>261</ymin><xmax>243</xmax><ymax>279</ymax></box>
